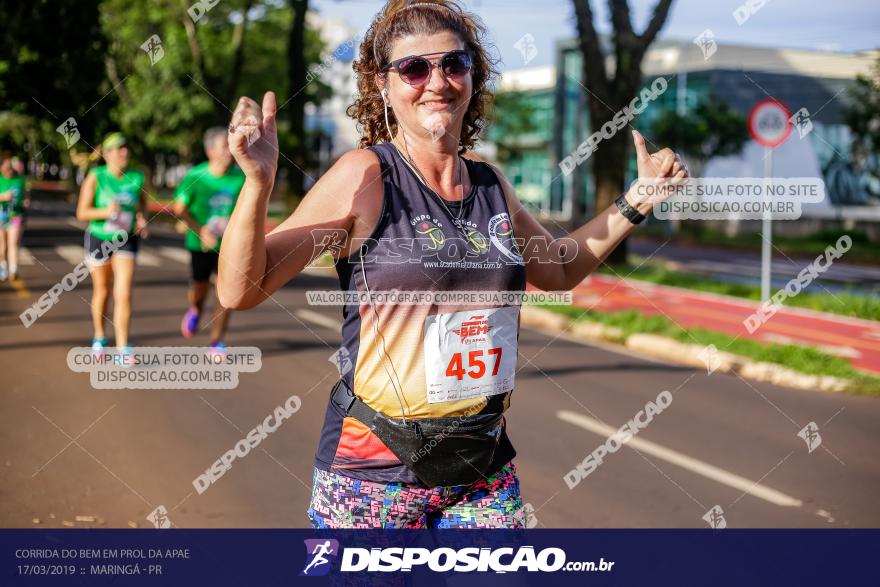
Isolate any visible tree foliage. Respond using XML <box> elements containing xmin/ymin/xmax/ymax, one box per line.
<box><xmin>650</xmin><ymin>98</ymin><xmax>748</xmax><ymax>176</ymax></box>
<box><xmin>0</xmin><ymin>0</ymin><xmax>329</xmax><ymax>191</ymax></box>
<box><xmin>842</xmin><ymin>54</ymin><xmax>880</xmax><ymax>169</ymax></box>
<box><xmin>0</xmin><ymin>0</ymin><xmax>108</xmax><ymax>160</ymax></box>
<box><xmin>101</xmin><ymin>0</ymin><xmax>326</xmax><ymax>165</ymax></box>
<box><xmin>489</xmin><ymin>90</ymin><xmax>540</xmax><ymax>163</ymax></box>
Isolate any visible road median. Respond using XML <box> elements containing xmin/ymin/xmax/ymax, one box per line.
<box><xmin>522</xmin><ymin>305</ymin><xmax>875</xmax><ymax>396</ymax></box>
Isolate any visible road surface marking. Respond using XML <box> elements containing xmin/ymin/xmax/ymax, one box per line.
<box><xmin>137</xmin><ymin>251</ymin><xmax>162</xmax><ymax>267</ymax></box>
<box><xmin>19</xmin><ymin>247</ymin><xmax>35</xmax><ymax>266</ymax></box>
<box><xmin>55</xmin><ymin>245</ymin><xmax>85</xmax><ymax>266</ymax></box>
<box><xmin>557</xmin><ymin>410</ymin><xmax>804</xmax><ymax>508</ymax></box>
<box><xmin>158</xmin><ymin>247</ymin><xmax>190</xmax><ymax>264</ymax></box>
<box><xmin>295</xmin><ymin>309</ymin><xmax>342</xmax><ymax>330</ymax></box>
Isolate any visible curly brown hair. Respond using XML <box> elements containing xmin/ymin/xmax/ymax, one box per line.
<box><xmin>347</xmin><ymin>0</ymin><xmax>498</xmax><ymax>154</ymax></box>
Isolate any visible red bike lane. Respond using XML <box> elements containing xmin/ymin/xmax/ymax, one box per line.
<box><xmin>560</xmin><ymin>274</ymin><xmax>880</xmax><ymax>374</ymax></box>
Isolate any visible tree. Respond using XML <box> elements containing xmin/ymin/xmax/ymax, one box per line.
<box><xmin>572</xmin><ymin>0</ymin><xmax>673</xmax><ymax>263</ymax></box>
<box><xmin>650</xmin><ymin>98</ymin><xmax>747</xmax><ymax>179</ymax></box>
<box><xmin>489</xmin><ymin>90</ymin><xmax>540</xmax><ymax>164</ymax></box>
<box><xmin>99</xmin><ymin>0</ymin><xmax>326</xmax><ymax>197</ymax></box>
<box><xmin>842</xmin><ymin>53</ymin><xmax>880</xmax><ymax>188</ymax></box>
<box><xmin>285</xmin><ymin>0</ymin><xmax>309</xmax><ymax>201</ymax></box>
<box><xmin>0</xmin><ymin>0</ymin><xmax>109</xmax><ymax>169</ymax></box>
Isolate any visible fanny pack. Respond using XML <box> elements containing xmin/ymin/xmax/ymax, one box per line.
<box><xmin>330</xmin><ymin>379</ymin><xmax>504</xmax><ymax>487</ymax></box>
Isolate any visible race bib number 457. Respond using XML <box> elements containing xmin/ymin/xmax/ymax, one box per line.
<box><xmin>423</xmin><ymin>306</ymin><xmax>518</xmax><ymax>404</ymax></box>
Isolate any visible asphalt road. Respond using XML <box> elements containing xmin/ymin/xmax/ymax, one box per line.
<box><xmin>2</xmin><ymin>215</ymin><xmax>879</xmax><ymax>529</ymax></box>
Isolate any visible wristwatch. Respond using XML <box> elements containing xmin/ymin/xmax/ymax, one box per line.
<box><xmin>615</xmin><ymin>193</ymin><xmax>646</xmax><ymax>225</ymax></box>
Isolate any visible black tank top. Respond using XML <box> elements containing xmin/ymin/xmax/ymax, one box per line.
<box><xmin>314</xmin><ymin>142</ymin><xmax>526</xmax><ymax>484</ymax></box>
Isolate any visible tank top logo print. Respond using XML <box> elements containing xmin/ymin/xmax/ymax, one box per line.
<box><xmin>410</xmin><ymin>214</ymin><xmax>446</xmax><ymax>251</ymax></box>
<box><xmin>408</xmin><ymin>213</ymin><xmax>519</xmax><ymax>270</ymax></box>
<box><xmin>488</xmin><ymin>213</ymin><xmax>525</xmax><ymax>265</ymax></box>
<box><xmin>459</xmin><ymin>219</ymin><xmax>490</xmax><ymax>255</ymax></box>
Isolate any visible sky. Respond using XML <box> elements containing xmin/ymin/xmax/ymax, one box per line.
<box><xmin>310</xmin><ymin>0</ymin><xmax>880</xmax><ymax>72</ymax></box>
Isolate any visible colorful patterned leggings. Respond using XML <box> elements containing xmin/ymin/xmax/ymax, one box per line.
<box><xmin>307</xmin><ymin>462</ymin><xmax>525</xmax><ymax>529</ymax></box>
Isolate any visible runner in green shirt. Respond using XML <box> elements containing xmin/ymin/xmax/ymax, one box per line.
<box><xmin>0</xmin><ymin>154</ymin><xmax>28</xmax><ymax>281</ymax></box>
<box><xmin>174</xmin><ymin>127</ymin><xmax>245</xmax><ymax>356</ymax></box>
<box><xmin>75</xmin><ymin>133</ymin><xmax>148</xmax><ymax>356</ymax></box>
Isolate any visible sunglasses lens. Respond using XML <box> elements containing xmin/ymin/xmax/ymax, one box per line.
<box><xmin>397</xmin><ymin>57</ymin><xmax>431</xmax><ymax>86</ymax></box>
<box><xmin>442</xmin><ymin>52</ymin><xmax>471</xmax><ymax>78</ymax></box>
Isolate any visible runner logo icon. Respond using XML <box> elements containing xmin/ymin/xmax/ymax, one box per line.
<box><xmin>300</xmin><ymin>538</ymin><xmax>339</xmax><ymax>577</ymax></box>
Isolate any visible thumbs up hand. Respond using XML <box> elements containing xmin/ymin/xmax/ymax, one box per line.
<box><xmin>629</xmin><ymin>130</ymin><xmax>689</xmax><ymax>212</ymax></box>
<box><xmin>632</xmin><ymin>130</ymin><xmax>688</xmax><ymax>181</ymax></box>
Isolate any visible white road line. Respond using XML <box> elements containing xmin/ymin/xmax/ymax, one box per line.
<box><xmin>557</xmin><ymin>410</ymin><xmax>804</xmax><ymax>508</ymax></box>
<box><xmin>19</xmin><ymin>247</ymin><xmax>35</xmax><ymax>266</ymax></box>
<box><xmin>137</xmin><ymin>250</ymin><xmax>162</xmax><ymax>267</ymax></box>
<box><xmin>295</xmin><ymin>309</ymin><xmax>342</xmax><ymax>330</ymax></box>
<box><xmin>55</xmin><ymin>245</ymin><xmax>85</xmax><ymax>265</ymax></box>
<box><xmin>158</xmin><ymin>246</ymin><xmax>190</xmax><ymax>264</ymax></box>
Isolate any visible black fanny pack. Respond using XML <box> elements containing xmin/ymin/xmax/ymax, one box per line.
<box><xmin>330</xmin><ymin>379</ymin><xmax>504</xmax><ymax>487</ymax></box>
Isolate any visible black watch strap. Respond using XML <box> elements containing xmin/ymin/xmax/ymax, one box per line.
<box><xmin>615</xmin><ymin>193</ymin><xmax>646</xmax><ymax>225</ymax></box>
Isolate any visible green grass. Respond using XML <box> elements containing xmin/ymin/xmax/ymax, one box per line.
<box><xmin>537</xmin><ymin>305</ymin><xmax>880</xmax><ymax>397</ymax></box>
<box><xmin>596</xmin><ymin>263</ymin><xmax>880</xmax><ymax>322</ymax></box>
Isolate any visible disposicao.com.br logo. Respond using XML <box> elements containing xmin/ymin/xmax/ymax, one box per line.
<box><xmin>299</xmin><ymin>538</ymin><xmax>614</xmax><ymax>575</ymax></box>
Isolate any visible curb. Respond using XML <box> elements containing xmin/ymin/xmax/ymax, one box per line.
<box><xmin>521</xmin><ymin>306</ymin><xmax>852</xmax><ymax>394</ymax></box>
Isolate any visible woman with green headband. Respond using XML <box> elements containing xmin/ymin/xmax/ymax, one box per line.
<box><xmin>75</xmin><ymin>132</ymin><xmax>148</xmax><ymax>357</ymax></box>
<box><xmin>0</xmin><ymin>154</ymin><xmax>28</xmax><ymax>281</ymax></box>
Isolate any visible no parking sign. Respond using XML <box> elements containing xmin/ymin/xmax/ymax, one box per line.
<box><xmin>748</xmin><ymin>99</ymin><xmax>792</xmax><ymax>148</ymax></box>
<box><xmin>748</xmin><ymin>98</ymin><xmax>793</xmax><ymax>302</ymax></box>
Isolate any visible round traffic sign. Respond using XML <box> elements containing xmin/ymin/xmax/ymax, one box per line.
<box><xmin>748</xmin><ymin>99</ymin><xmax>792</xmax><ymax>148</ymax></box>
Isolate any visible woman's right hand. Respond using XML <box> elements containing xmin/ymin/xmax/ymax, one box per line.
<box><xmin>199</xmin><ymin>225</ymin><xmax>218</xmax><ymax>251</ymax></box>
<box><xmin>228</xmin><ymin>91</ymin><xmax>279</xmax><ymax>189</ymax></box>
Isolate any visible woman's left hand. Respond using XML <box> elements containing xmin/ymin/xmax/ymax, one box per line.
<box><xmin>632</xmin><ymin>130</ymin><xmax>688</xmax><ymax>182</ymax></box>
<box><xmin>629</xmin><ymin>130</ymin><xmax>689</xmax><ymax>210</ymax></box>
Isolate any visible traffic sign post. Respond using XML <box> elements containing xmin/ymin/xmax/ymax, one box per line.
<box><xmin>747</xmin><ymin>99</ymin><xmax>793</xmax><ymax>302</ymax></box>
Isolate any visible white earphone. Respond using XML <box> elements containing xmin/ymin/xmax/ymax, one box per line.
<box><xmin>381</xmin><ymin>88</ymin><xmax>394</xmax><ymax>140</ymax></box>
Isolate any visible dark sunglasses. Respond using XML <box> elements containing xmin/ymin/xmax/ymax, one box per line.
<box><xmin>382</xmin><ymin>50</ymin><xmax>472</xmax><ymax>87</ymax></box>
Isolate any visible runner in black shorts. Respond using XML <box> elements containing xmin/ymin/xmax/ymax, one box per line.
<box><xmin>190</xmin><ymin>249</ymin><xmax>219</xmax><ymax>283</ymax></box>
<box><xmin>174</xmin><ymin>127</ymin><xmax>245</xmax><ymax>357</ymax></box>
<box><xmin>75</xmin><ymin>133</ymin><xmax>147</xmax><ymax>357</ymax></box>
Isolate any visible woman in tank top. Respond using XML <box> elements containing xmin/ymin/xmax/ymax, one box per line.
<box><xmin>218</xmin><ymin>0</ymin><xmax>688</xmax><ymax>528</ymax></box>
<box><xmin>76</xmin><ymin>133</ymin><xmax>147</xmax><ymax>358</ymax></box>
